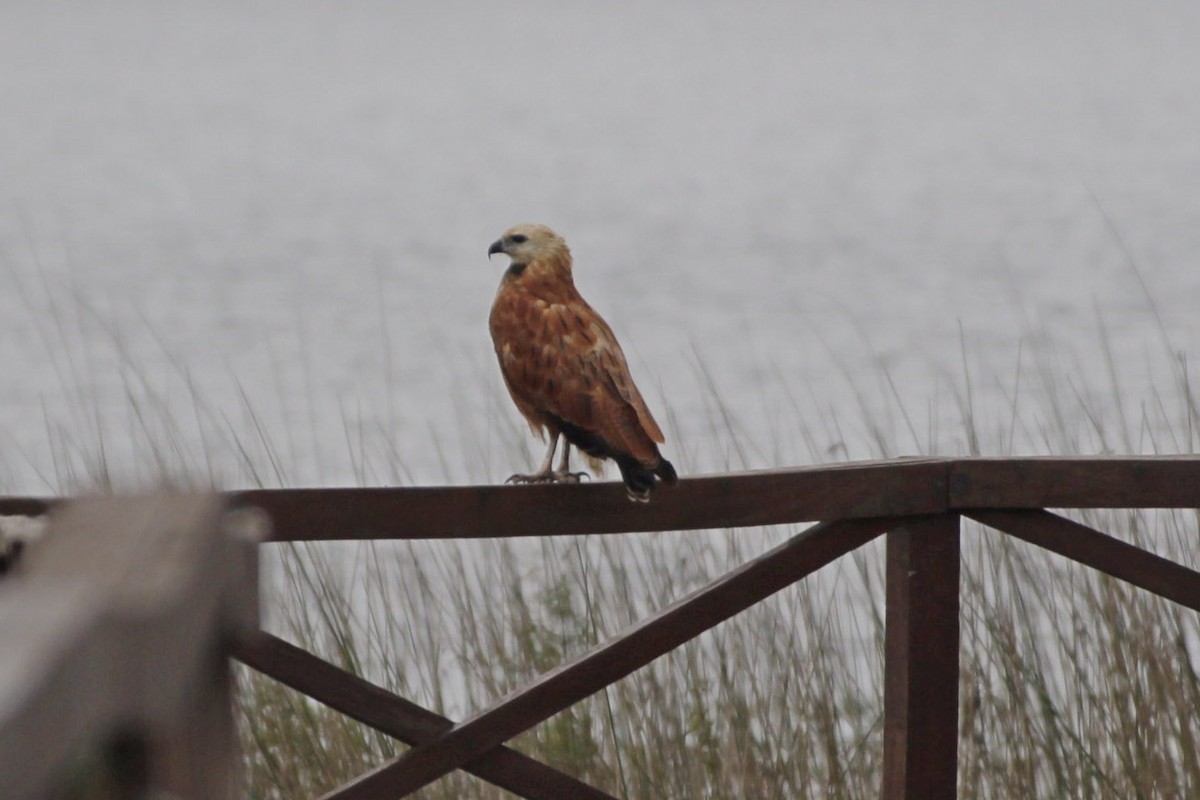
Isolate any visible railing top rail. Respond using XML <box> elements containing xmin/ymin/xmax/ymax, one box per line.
<box><xmin>236</xmin><ymin>456</ymin><xmax>1200</xmax><ymax>541</ymax></box>
<box><xmin>3</xmin><ymin>456</ymin><xmax>1198</xmax><ymax>542</ymax></box>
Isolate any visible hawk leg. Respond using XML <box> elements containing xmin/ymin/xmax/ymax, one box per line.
<box><xmin>553</xmin><ymin>441</ymin><xmax>589</xmax><ymax>483</ymax></box>
<box><xmin>506</xmin><ymin>433</ymin><xmax>588</xmax><ymax>485</ymax></box>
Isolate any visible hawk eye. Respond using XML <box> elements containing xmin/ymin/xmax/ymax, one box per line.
<box><xmin>510</xmin><ymin>234</ymin><xmax>528</xmax><ymax>244</ymax></box>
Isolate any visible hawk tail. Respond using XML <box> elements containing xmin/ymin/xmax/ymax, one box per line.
<box><xmin>619</xmin><ymin>457</ymin><xmax>678</xmax><ymax>503</ymax></box>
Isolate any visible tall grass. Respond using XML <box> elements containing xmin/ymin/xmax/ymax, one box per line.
<box><xmin>4</xmin><ymin>279</ymin><xmax>1198</xmax><ymax>798</ymax></box>
<box><xmin>233</xmin><ymin>331</ymin><xmax>1199</xmax><ymax>799</ymax></box>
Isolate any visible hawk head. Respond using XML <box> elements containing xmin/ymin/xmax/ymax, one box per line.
<box><xmin>488</xmin><ymin>224</ymin><xmax>571</xmax><ymax>271</ymax></box>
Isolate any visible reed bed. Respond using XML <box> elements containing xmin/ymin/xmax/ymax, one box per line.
<box><xmin>234</xmin><ymin>333</ymin><xmax>1200</xmax><ymax>799</ymax></box>
<box><xmin>5</xmin><ymin>284</ymin><xmax>1198</xmax><ymax>798</ymax></box>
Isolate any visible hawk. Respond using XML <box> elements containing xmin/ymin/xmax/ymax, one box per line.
<box><xmin>488</xmin><ymin>224</ymin><xmax>677</xmax><ymax>502</ymax></box>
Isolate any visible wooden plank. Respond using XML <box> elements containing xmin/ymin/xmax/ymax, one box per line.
<box><xmin>0</xmin><ymin>494</ymin><xmax>249</xmax><ymax>800</ymax></box>
<box><xmin>234</xmin><ymin>459</ymin><xmax>949</xmax><ymax>541</ymax></box>
<box><xmin>0</xmin><ymin>497</ymin><xmax>54</xmax><ymax>517</ymax></box>
<box><xmin>968</xmin><ymin>509</ymin><xmax>1200</xmax><ymax>612</ymax></box>
<box><xmin>882</xmin><ymin>515</ymin><xmax>961</xmax><ymax>800</ymax></box>
<box><xmin>161</xmin><ymin>644</ymin><xmax>242</xmax><ymax>799</ymax></box>
<box><xmin>235</xmin><ymin>631</ymin><xmax>619</xmax><ymax>800</ymax></box>
<box><xmin>10</xmin><ymin>456</ymin><xmax>1200</xmax><ymax>550</ymax></box>
<box><xmin>950</xmin><ymin>456</ymin><xmax>1200</xmax><ymax>510</ymax></box>
<box><xmin>319</xmin><ymin>516</ymin><xmax>901</xmax><ymax>800</ymax></box>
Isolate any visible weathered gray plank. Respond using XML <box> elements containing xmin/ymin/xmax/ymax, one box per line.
<box><xmin>0</xmin><ymin>494</ymin><xmax>255</xmax><ymax>800</ymax></box>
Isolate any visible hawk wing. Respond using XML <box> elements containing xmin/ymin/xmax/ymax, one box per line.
<box><xmin>490</xmin><ymin>286</ymin><xmax>665</xmax><ymax>465</ymax></box>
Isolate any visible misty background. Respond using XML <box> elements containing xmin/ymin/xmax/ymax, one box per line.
<box><xmin>2</xmin><ymin>1</ymin><xmax>1198</xmax><ymax>493</ymax></box>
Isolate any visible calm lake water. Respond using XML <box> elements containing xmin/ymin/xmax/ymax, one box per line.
<box><xmin>2</xmin><ymin>0</ymin><xmax>1198</xmax><ymax>494</ymax></box>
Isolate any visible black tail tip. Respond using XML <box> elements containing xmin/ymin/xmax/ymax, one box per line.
<box><xmin>620</xmin><ymin>458</ymin><xmax>678</xmax><ymax>502</ymax></box>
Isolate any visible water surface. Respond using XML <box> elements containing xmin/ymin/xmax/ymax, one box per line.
<box><xmin>2</xmin><ymin>1</ymin><xmax>1198</xmax><ymax>492</ymax></box>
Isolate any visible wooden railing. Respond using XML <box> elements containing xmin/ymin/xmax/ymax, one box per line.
<box><xmin>0</xmin><ymin>495</ymin><xmax>260</xmax><ymax>800</ymax></box>
<box><xmin>2</xmin><ymin>456</ymin><xmax>1199</xmax><ymax>799</ymax></box>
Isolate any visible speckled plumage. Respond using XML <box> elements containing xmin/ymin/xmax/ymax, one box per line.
<box><xmin>488</xmin><ymin>224</ymin><xmax>676</xmax><ymax>501</ymax></box>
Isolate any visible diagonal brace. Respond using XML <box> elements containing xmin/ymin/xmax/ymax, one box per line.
<box><xmin>234</xmin><ymin>631</ymin><xmax>618</xmax><ymax>800</ymax></box>
<box><xmin>967</xmin><ymin>509</ymin><xmax>1200</xmax><ymax>613</ymax></box>
<box><xmin>321</xmin><ymin>515</ymin><xmax>903</xmax><ymax>800</ymax></box>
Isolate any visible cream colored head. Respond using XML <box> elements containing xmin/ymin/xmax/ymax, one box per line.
<box><xmin>487</xmin><ymin>223</ymin><xmax>572</xmax><ymax>270</ymax></box>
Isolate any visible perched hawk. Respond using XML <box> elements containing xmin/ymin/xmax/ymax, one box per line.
<box><xmin>488</xmin><ymin>224</ymin><xmax>677</xmax><ymax>502</ymax></box>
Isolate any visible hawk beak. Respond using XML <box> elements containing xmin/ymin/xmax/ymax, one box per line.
<box><xmin>487</xmin><ymin>239</ymin><xmax>505</xmax><ymax>258</ymax></box>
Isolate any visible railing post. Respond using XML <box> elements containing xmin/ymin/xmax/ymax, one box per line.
<box><xmin>882</xmin><ymin>514</ymin><xmax>960</xmax><ymax>800</ymax></box>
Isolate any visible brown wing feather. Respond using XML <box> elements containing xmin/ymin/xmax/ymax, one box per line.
<box><xmin>490</xmin><ymin>280</ymin><xmax>664</xmax><ymax>465</ymax></box>
<box><xmin>585</xmin><ymin>314</ymin><xmax>665</xmax><ymax>443</ymax></box>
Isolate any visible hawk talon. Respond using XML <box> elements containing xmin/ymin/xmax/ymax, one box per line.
<box><xmin>506</xmin><ymin>472</ymin><xmax>553</xmax><ymax>485</ymax></box>
<box><xmin>505</xmin><ymin>470</ymin><xmax>589</xmax><ymax>485</ymax></box>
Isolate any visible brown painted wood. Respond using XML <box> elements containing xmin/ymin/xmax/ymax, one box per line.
<box><xmin>230</xmin><ymin>455</ymin><xmax>1200</xmax><ymax>543</ymax></box>
<box><xmin>319</xmin><ymin>516</ymin><xmax>901</xmax><ymax>800</ymax></box>
<box><xmin>950</xmin><ymin>456</ymin><xmax>1200</xmax><ymax>510</ymax></box>
<box><xmin>0</xmin><ymin>497</ymin><xmax>54</xmax><ymax>516</ymax></box>
<box><xmin>8</xmin><ymin>456</ymin><xmax>1200</xmax><ymax>548</ymax></box>
<box><xmin>6</xmin><ymin>455</ymin><xmax>1200</xmax><ymax>799</ymax></box>
<box><xmin>882</xmin><ymin>514</ymin><xmax>961</xmax><ymax>800</ymax></box>
<box><xmin>234</xmin><ymin>459</ymin><xmax>949</xmax><ymax>541</ymax></box>
<box><xmin>968</xmin><ymin>509</ymin><xmax>1200</xmax><ymax>612</ymax></box>
<box><xmin>235</xmin><ymin>631</ymin><xmax>620</xmax><ymax>800</ymax></box>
